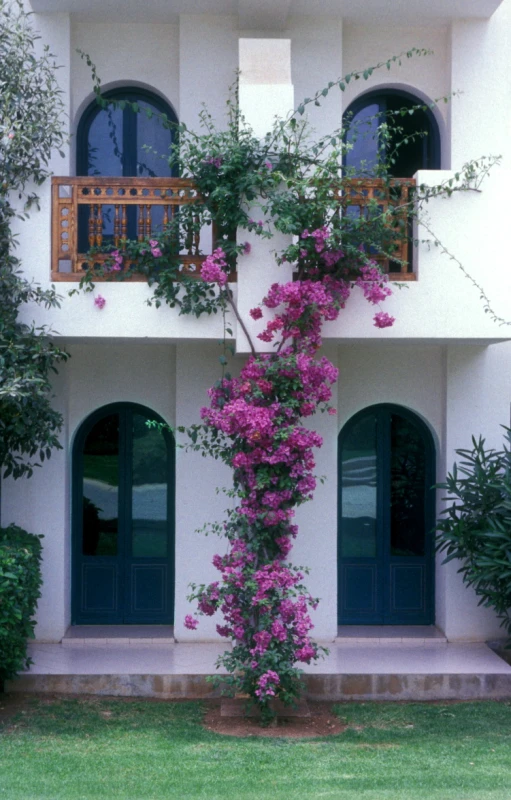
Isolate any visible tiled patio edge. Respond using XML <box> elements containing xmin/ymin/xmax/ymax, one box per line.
<box><xmin>7</xmin><ymin>673</ymin><xmax>511</xmax><ymax>701</ymax></box>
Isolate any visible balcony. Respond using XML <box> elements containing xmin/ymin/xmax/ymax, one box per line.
<box><xmin>51</xmin><ymin>177</ymin><xmax>224</xmax><ymax>282</ymax></box>
<box><xmin>51</xmin><ymin>175</ymin><xmax>415</xmax><ymax>283</ymax></box>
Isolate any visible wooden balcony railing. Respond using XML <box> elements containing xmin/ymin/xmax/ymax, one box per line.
<box><xmin>51</xmin><ymin>176</ymin><xmax>415</xmax><ymax>283</ymax></box>
<box><xmin>50</xmin><ymin>176</ymin><xmax>228</xmax><ymax>281</ymax></box>
<box><xmin>338</xmin><ymin>178</ymin><xmax>416</xmax><ymax>280</ymax></box>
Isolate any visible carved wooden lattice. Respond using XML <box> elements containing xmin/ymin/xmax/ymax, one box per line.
<box><xmin>51</xmin><ymin>176</ymin><xmax>414</xmax><ymax>283</ymax></box>
<box><xmin>50</xmin><ymin>177</ymin><xmax>231</xmax><ymax>281</ymax></box>
<box><xmin>336</xmin><ymin>178</ymin><xmax>416</xmax><ymax>280</ymax></box>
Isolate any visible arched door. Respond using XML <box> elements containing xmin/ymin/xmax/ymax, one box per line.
<box><xmin>72</xmin><ymin>404</ymin><xmax>174</xmax><ymax>624</ymax></box>
<box><xmin>338</xmin><ymin>405</ymin><xmax>435</xmax><ymax>625</ymax></box>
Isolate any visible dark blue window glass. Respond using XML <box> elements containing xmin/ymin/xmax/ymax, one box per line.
<box><xmin>344</xmin><ymin>90</ymin><xmax>440</xmax><ymax>178</ymax></box>
<box><xmin>76</xmin><ymin>88</ymin><xmax>178</xmax><ymax>249</ymax></box>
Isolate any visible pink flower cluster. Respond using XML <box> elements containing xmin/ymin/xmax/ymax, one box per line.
<box><xmin>201</xmin><ymin>247</ymin><xmax>229</xmax><ymax>286</ymax></box>
<box><xmin>204</xmin><ymin>155</ymin><xmax>223</xmax><ymax>168</ymax></box>
<box><xmin>299</xmin><ymin>226</ymin><xmax>344</xmax><ymax>273</ymax></box>
<box><xmin>355</xmin><ymin>262</ymin><xmax>395</xmax><ymax>329</ymax></box>
<box><xmin>256</xmin><ymin>278</ymin><xmax>350</xmax><ymax>349</ymax></box>
<box><xmin>149</xmin><ymin>239</ymin><xmax>162</xmax><ymax>258</ymax></box>
<box><xmin>255</xmin><ymin>670</ymin><xmax>280</xmax><ymax>698</ymax></box>
<box><xmin>109</xmin><ymin>250</ymin><xmax>123</xmax><ymax>272</ymax></box>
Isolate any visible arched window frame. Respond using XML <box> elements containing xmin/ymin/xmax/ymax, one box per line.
<box><xmin>76</xmin><ymin>86</ymin><xmax>179</xmax><ymax>178</ymax></box>
<box><xmin>71</xmin><ymin>402</ymin><xmax>176</xmax><ymax>625</ymax></box>
<box><xmin>343</xmin><ymin>88</ymin><xmax>441</xmax><ymax>176</ymax></box>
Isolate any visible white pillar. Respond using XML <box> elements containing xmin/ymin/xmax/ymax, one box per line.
<box><xmin>450</xmin><ymin>5</ymin><xmax>511</xmax><ymax>170</ymax></box>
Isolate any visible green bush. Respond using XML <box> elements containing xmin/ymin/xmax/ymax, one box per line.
<box><xmin>0</xmin><ymin>524</ymin><xmax>43</xmax><ymax>687</ymax></box>
<box><xmin>436</xmin><ymin>429</ymin><xmax>511</xmax><ymax>637</ymax></box>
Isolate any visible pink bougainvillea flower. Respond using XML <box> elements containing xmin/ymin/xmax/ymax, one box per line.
<box><xmin>373</xmin><ymin>311</ymin><xmax>395</xmax><ymax>328</ymax></box>
<box><xmin>201</xmin><ymin>248</ymin><xmax>229</xmax><ymax>286</ymax></box>
<box><xmin>243</xmin><ymin>242</ymin><xmax>252</xmax><ymax>255</ymax></box>
<box><xmin>204</xmin><ymin>155</ymin><xmax>223</xmax><ymax>168</ymax></box>
<box><xmin>184</xmin><ymin>614</ymin><xmax>199</xmax><ymax>630</ymax></box>
<box><xmin>94</xmin><ymin>295</ymin><xmax>106</xmax><ymax>309</ymax></box>
<box><xmin>109</xmin><ymin>249</ymin><xmax>123</xmax><ymax>272</ymax></box>
<box><xmin>250</xmin><ymin>307</ymin><xmax>263</xmax><ymax>320</ymax></box>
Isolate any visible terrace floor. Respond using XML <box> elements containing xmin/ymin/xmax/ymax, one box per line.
<box><xmin>6</xmin><ymin>628</ymin><xmax>511</xmax><ymax>702</ymax></box>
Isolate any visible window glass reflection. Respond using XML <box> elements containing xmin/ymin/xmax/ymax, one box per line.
<box><xmin>82</xmin><ymin>414</ymin><xmax>119</xmax><ymax>556</ymax></box>
<box><xmin>131</xmin><ymin>414</ymin><xmax>168</xmax><ymax>558</ymax></box>
<box><xmin>341</xmin><ymin>413</ymin><xmax>377</xmax><ymax>558</ymax></box>
<box><xmin>390</xmin><ymin>414</ymin><xmax>426</xmax><ymax>556</ymax></box>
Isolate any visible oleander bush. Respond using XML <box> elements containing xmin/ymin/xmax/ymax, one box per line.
<box><xmin>0</xmin><ymin>524</ymin><xmax>43</xmax><ymax>688</ymax></box>
<box><xmin>436</xmin><ymin>429</ymin><xmax>511</xmax><ymax>638</ymax></box>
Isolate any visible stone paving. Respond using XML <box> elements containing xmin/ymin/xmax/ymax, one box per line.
<box><xmin>6</xmin><ymin>636</ymin><xmax>511</xmax><ymax>701</ymax></box>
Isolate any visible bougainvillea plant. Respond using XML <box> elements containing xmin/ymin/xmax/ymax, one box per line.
<box><xmin>77</xmin><ymin>51</ymin><xmax>500</xmax><ymax>722</ymax></box>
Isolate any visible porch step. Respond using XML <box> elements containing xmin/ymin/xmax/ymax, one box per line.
<box><xmin>336</xmin><ymin>625</ymin><xmax>447</xmax><ymax>644</ymax></box>
<box><xmin>9</xmin><ymin>671</ymin><xmax>511</xmax><ymax>702</ymax></box>
<box><xmin>6</xmin><ymin>641</ymin><xmax>511</xmax><ymax>701</ymax></box>
<box><xmin>62</xmin><ymin>625</ymin><xmax>175</xmax><ymax>646</ymax></box>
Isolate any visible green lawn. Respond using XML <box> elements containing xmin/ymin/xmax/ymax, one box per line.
<box><xmin>1</xmin><ymin>697</ymin><xmax>511</xmax><ymax>799</ymax></box>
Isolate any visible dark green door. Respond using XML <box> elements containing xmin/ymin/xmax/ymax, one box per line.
<box><xmin>338</xmin><ymin>405</ymin><xmax>435</xmax><ymax>625</ymax></box>
<box><xmin>73</xmin><ymin>403</ymin><xmax>174</xmax><ymax>624</ymax></box>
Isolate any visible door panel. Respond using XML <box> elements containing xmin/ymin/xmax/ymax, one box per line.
<box><xmin>73</xmin><ymin>404</ymin><xmax>174</xmax><ymax>625</ymax></box>
<box><xmin>340</xmin><ymin>564</ymin><xmax>380</xmax><ymax>621</ymax></box>
<box><xmin>81</xmin><ymin>563</ymin><xmax>119</xmax><ymax>615</ymax></box>
<box><xmin>130</xmin><ymin>565</ymin><xmax>168</xmax><ymax>615</ymax></box>
<box><xmin>389</xmin><ymin>564</ymin><xmax>426</xmax><ymax>616</ymax></box>
<box><xmin>338</xmin><ymin>405</ymin><xmax>434</xmax><ymax>625</ymax></box>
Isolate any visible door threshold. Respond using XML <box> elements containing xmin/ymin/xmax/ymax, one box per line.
<box><xmin>62</xmin><ymin>625</ymin><xmax>175</xmax><ymax>646</ymax></box>
<box><xmin>336</xmin><ymin>625</ymin><xmax>447</xmax><ymax>644</ymax></box>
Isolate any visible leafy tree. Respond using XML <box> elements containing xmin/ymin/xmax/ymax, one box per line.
<box><xmin>0</xmin><ymin>0</ymin><xmax>69</xmax><ymax>481</ymax></box>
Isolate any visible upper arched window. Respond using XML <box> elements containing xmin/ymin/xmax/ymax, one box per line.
<box><xmin>76</xmin><ymin>87</ymin><xmax>178</xmax><ymax>178</ymax></box>
<box><xmin>343</xmin><ymin>89</ymin><xmax>440</xmax><ymax>178</ymax></box>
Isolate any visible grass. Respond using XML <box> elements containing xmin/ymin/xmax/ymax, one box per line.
<box><xmin>1</xmin><ymin>697</ymin><xmax>511</xmax><ymax>799</ymax></box>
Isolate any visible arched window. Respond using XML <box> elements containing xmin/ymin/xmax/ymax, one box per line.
<box><xmin>343</xmin><ymin>89</ymin><xmax>441</xmax><ymax>177</ymax></box>
<box><xmin>72</xmin><ymin>403</ymin><xmax>175</xmax><ymax>625</ymax></box>
<box><xmin>77</xmin><ymin>87</ymin><xmax>177</xmax><ymax>178</ymax></box>
<box><xmin>338</xmin><ymin>404</ymin><xmax>435</xmax><ymax>625</ymax></box>
<box><xmin>76</xmin><ymin>88</ymin><xmax>178</xmax><ymax>247</ymax></box>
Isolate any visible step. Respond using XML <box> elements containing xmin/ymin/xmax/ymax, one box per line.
<box><xmin>62</xmin><ymin>625</ymin><xmax>175</xmax><ymax>646</ymax></box>
<box><xmin>8</xmin><ymin>671</ymin><xmax>511</xmax><ymax>702</ymax></box>
<box><xmin>336</xmin><ymin>625</ymin><xmax>447</xmax><ymax>644</ymax></box>
<box><xmin>6</xmin><ymin>640</ymin><xmax>511</xmax><ymax>701</ymax></box>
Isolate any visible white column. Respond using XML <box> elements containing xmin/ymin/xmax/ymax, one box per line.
<box><xmin>450</xmin><ymin>5</ymin><xmax>511</xmax><ymax>170</ymax></box>
<box><xmin>174</xmin><ymin>343</ymin><xmax>236</xmax><ymax>641</ymax></box>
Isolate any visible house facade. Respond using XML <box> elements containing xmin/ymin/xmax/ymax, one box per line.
<box><xmin>2</xmin><ymin>0</ymin><xmax>511</xmax><ymax>645</ymax></box>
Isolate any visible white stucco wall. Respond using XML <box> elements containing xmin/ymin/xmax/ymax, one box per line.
<box><xmin>3</xmin><ymin>4</ymin><xmax>511</xmax><ymax>645</ymax></box>
<box><xmin>342</xmin><ymin>23</ymin><xmax>450</xmax><ymax>160</ymax></box>
<box><xmin>1</xmin><ymin>335</ymin><xmax>508</xmax><ymax>643</ymax></box>
<box><xmin>1</xmin><ymin>343</ymin><xmax>176</xmax><ymax>641</ymax></box>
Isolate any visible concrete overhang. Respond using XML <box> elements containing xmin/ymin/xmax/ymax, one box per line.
<box><xmin>29</xmin><ymin>0</ymin><xmax>504</xmax><ymax>27</ymax></box>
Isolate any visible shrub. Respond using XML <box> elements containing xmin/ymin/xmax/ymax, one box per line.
<box><xmin>0</xmin><ymin>524</ymin><xmax>43</xmax><ymax>688</ymax></box>
<box><xmin>436</xmin><ymin>430</ymin><xmax>511</xmax><ymax>637</ymax></box>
